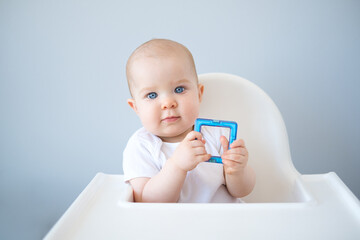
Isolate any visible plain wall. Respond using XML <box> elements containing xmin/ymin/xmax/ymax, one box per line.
<box><xmin>0</xmin><ymin>0</ymin><xmax>359</xmax><ymax>239</ymax></box>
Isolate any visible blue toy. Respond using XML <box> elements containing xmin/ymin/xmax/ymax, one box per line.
<box><xmin>194</xmin><ymin>118</ymin><xmax>237</xmax><ymax>163</ymax></box>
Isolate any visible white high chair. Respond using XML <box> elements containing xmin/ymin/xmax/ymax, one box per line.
<box><xmin>45</xmin><ymin>73</ymin><xmax>360</xmax><ymax>240</ymax></box>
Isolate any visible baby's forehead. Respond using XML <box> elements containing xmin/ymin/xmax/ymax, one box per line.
<box><xmin>131</xmin><ymin>40</ymin><xmax>190</xmax><ymax>64</ymax></box>
<box><xmin>128</xmin><ymin>43</ymin><xmax>195</xmax><ymax>80</ymax></box>
<box><xmin>126</xmin><ymin>39</ymin><xmax>197</xmax><ymax>95</ymax></box>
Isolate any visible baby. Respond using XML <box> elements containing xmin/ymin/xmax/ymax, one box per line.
<box><xmin>123</xmin><ymin>39</ymin><xmax>255</xmax><ymax>203</ymax></box>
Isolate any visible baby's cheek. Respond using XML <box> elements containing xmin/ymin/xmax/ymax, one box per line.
<box><xmin>138</xmin><ymin>106</ymin><xmax>157</xmax><ymax>128</ymax></box>
<box><xmin>184</xmin><ymin>99</ymin><xmax>200</xmax><ymax>119</ymax></box>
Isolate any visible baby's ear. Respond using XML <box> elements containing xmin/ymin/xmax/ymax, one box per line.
<box><xmin>127</xmin><ymin>99</ymin><xmax>138</xmax><ymax>113</ymax></box>
<box><xmin>198</xmin><ymin>84</ymin><xmax>205</xmax><ymax>102</ymax></box>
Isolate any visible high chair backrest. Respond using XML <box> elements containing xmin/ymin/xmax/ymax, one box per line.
<box><xmin>198</xmin><ymin>73</ymin><xmax>302</xmax><ymax>203</ymax></box>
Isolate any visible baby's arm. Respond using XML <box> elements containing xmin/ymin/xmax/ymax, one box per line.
<box><xmin>129</xmin><ymin>131</ymin><xmax>211</xmax><ymax>202</ymax></box>
<box><xmin>220</xmin><ymin>137</ymin><xmax>256</xmax><ymax>198</ymax></box>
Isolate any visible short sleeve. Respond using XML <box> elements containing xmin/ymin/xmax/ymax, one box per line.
<box><xmin>123</xmin><ymin>133</ymin><xmax>161</xmax><ymax>182</ymax></box>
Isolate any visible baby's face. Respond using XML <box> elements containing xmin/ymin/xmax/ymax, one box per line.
<box><xmin>128</xmin><ymin>54</ymin><xmax>203</xmax><ymax>142</ymax></box>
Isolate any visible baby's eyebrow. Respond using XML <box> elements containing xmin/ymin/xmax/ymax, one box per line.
<box><xmin>174</xmin><ymin>79</ymin><xmax>192</xmax><ymax>85</ymax></box>
<box><xmin>138</xmin><ymin>87</ymin><xmax>155</xmax><ymax>95</ymax></box>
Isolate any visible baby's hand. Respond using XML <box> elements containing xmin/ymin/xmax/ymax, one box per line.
<box><xmin>220</xmin><ymin>137</ymin><xmax>249</xmax><ymax>175</ymax></box>
<box><xmin>169</xmin><ymin>131</ymin><xmax>211</xmax><ymax>173</ymax></box>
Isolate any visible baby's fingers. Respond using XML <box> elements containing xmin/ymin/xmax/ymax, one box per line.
<box><xmin>220</xmin><ymin>136</ymin><xmax>229</xmax><ymax>153</ymax></box>
<box><xmin>193</xmin><ymin>146</ymin><xmax>208</xmax><ymax>156</ymax></box>
<box><xmin>198</xmin><ymin>153</ymin><xmax>211</xmax><ymax>162</ymax></box>
<box><xmin>229</xmin><ymin>139</ymin><xmax>245</xmax><ymax>149</ymax></box>
<box><xmin>191</xmin><ymin>139</ymin><xmax>206</xmax><ymax>148</ymax></box>
<box><xmin>185</xmin><ymin>131</ymin><xmax>204</xmax><ymax>142</ymax></box>
<box><xmin>222</xmin><ymin>153</ymin><xmax>247</xmax><ymax>163</ymax></box>
<box><xmin>226</xmin><ymin>146</ymin><xmax>248</xmax><ymax>156</ymax></box>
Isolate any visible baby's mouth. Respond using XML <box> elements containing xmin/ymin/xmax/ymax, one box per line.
<box><xmin>162</xmin><ymin>116</ymin><xmax>180</xmax><ymax>123</ymax></box>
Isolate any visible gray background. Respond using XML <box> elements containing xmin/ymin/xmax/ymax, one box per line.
<box><xmin>1</xmin><ymin>0</ymin><xmax>359</xmax><ymax>239</ymax></box>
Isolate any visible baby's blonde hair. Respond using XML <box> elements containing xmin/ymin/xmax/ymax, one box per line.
<box><xmin>126</xmin><ymin>39</ymin><xmax>198</xmax><ymax>96</ymax></box>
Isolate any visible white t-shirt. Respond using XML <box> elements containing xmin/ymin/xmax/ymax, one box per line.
<box><xmin>123</xmin><ymin>127</ymin><xmax>241</xmax><ymax>203</ymax></box>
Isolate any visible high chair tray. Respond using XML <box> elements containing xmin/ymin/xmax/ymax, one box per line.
<box><xmin>44</xmin><ymin>172</ymin><xmax>360</xmax><ymax>240</ymax></box>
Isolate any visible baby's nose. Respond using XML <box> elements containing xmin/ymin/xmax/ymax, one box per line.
<box><xmin>161</xmin><ymin>97</ymin><xmax>178</xmax><ymax>109</ymax></box>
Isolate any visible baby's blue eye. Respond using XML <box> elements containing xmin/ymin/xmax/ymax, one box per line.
<box><xmin>174</xmin><ymin>86</ymin><xmax>185</xmax><ymax>93</ymax></box>
<box><xmin>147</xmin><ymin>92</ymin><xmax>158</xmax><ymax>99</ymax></box>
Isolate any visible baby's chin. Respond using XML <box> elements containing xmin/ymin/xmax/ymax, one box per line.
<box><xmin>156</xmin><ymin>128</ymin><xmax>193</xmax><ymax>143</ymax></box>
